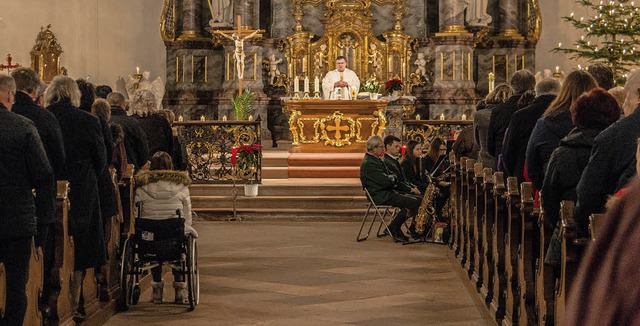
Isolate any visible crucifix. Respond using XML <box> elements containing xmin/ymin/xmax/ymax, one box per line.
<box><xmin>0</xmin><ymin>54</ymin><xmax>21</xmax><ymax>73</ymax></box>
<box><xmin>215</xmin><ymin>15</ymin><xmax>263</xmax><ymax>96</ymax></box>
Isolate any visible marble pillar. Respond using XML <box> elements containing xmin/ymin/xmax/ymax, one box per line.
<box><xmin>437</xmin><ymin>0</ymin><xmax>469</xmax><ymax>35</ymax></box>
<box><xmin>234</xmin><ymin>0</ymin><xmax>257</xmax><ymax>28</ymax></box>
<box><xmin>496</xmin><ymin>0</ymin><xmax>523</xmax><ymax>39</ymax></box>
<box><xmin>178</xmin><ymin>0</ymin><xmax>205</xmax><ymax>40</ymax></box>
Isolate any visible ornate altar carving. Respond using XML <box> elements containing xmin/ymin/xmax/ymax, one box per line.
<box><xmin>283</xmin><ymin>0</ymin><xmax>416</xmax><ymax>91</ymax></box>
<box><xmin>160</xmin><ymin>0</ymin><xmax>177</xmax><ymax>42</ymax></box>
<box><xmin>30</xmin><ymin>25</ymin><xmax>63</xmax><ymax>83</ymax></box>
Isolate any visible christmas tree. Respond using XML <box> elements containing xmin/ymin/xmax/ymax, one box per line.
<box><xmin>553</xmin><ymin>0</ymin><xmax>640</xmax><ymax>84</ymax></box>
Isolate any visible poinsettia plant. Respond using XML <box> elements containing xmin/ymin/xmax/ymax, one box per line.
<box><xmin>234</xmin><ymin>143</ymin><xmax>263</xmax><ymax>183</ymax></box>
<box><xmin>385</xmin><ymin>78</ymin><xmax>403</xmax><ymax>93</ymax></box>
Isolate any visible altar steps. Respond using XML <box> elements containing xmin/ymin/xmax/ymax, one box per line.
<box><xmin>261</xmin><ymin>150</ymin><xmax>363</xmax><ymax>179</ymax></box>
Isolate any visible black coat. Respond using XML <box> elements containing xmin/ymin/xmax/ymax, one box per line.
<box><xmin>400</xmin><ymin>158</ymin><xmax>430</xmax><ymax>193</ymax></box>
<box><xmin>133</xmin><ymin>113</ymin><xmax>174</xmax><ymax>158</ymax></box>
<box><xmin>382</xmin><ymin>154</ymin><xmax>415</xmax><ymax>193</ymax></box>
<box><xmin>48</xmin><ymin>100</ymin><xmax>107</xmax><ymax>270</ymax></box>
<box><xmin>526</xmin><ymin>110</ymin><xmax>574</xmax><ymax>190</ymax></box>
<box><xmin>474</xmin><ymin>104</ymin><xmax>497</xmax><ymax>169</ymax></box>
<box><xmin>487</xmin><ymin>95</ymin><xmax>521</xmax><ymax>158</ymax></box>
<box><xmin>12</xmin><ymin>92</ymin><xmax>65</xmax><ymax>225</ymax></box>
<box><xmin>360</xmin><ymin>153</ymin><xmax>401</xmax><ymax>204</ymax></box>
<box><xmin>0</xmin><ymin>104</ymin><xmax>53</xmax><ymax>240</ymax></box>
<box><xmin>503</xmin><ymin>94</ymin><xmax>556</xmax><ymax>184</ymax></box>
<box><xmin>575</xmin><ymin>107</ymin><xmax>640</xmax><ymax>235</ymax></box>
<box><xmin>110</xmin><ymin>106</ymin><xmax>149</xmax><ymax>170</ymax></box>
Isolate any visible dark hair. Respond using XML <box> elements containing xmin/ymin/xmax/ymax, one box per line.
<box><xmin>76</xmin><ymin>79</ymin><xmax>96</xmax><ymax>112</ymax></box>
<box><xmin>95</xmin><ymin>85</ymin><xmax>113</xmax><ymax>99</ymax></box>
<box><xmin>587</xmin><ymin>64</ymin><xmax>615</xmax><ymax>90</ymax></box>
<box><xmin>517</xmin><ymin>90</ymin><xmax>536</xmax><ymax>109</ymax></box>
<box><xmin>383</xmin><ymin>135</ymin><xmax>401</xmax><ymax>147</ymax></box>
<box><xmin>11</xmin><ymin>67</ymin><xmax>40</xmax><ymax>93</ymax></box>
<box><xmin>570</xmin><ymin>88</ymin><xmax>620</xmax><ymax>130</ymax></box>
<box><xmin>149</xmin><ymin>151</ymin><xmax>173</xmax><ymax>171</ymax></box>
<box><xmin>427</xmin><ymin>137</ymin><xmax>445</xmax><ymax>160</ymax></box>
<box><xmin>510</xmin><ymin>70</ymin><xmax>536</xmax><ymax>95</ymax></box>
<box><xmin>335</xmin><ymin>56</ymin><xmax>347</xmax><ymax>62</ymax></box>
<box><xmin>400</xmin><ymin>140</ymin><xmax>422</xmax><ymax>174</ymax></box>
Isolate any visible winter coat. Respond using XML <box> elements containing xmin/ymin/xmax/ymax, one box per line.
<box><xmin>110</xmin><ymin>106</ymin><xmax>149</xmax><ymax>171</ymax></box>
<box><xmin>133</xmin><ymin>113</ymin><xmax>174</xmax><ymax>158</ymax></box>
<box><xmin>0</xmin><ymin>104</ymin><xmax>53</xmax><ymax>240</ymax></box>
<box><xmin>474</xmin><ymin>104</ymin><xmax>497</xmax><ymax>169</ymax></box>
<box><xmin>487</xmin><ymin>94</ymin><xmax>521</xmax><ymax>158</ymax></box>
<box><xmin>525</xmin><ymin>110</ymin><xmax>574</xmax><ymax>190</ymax></box>
<box><xmin>134</xmin><ymin>170</ymin><xmax>197</xmax><ymax>237</ymax></box>
<box><xmin>502</xmin><ymin>94</ymin><xmax>556</xmax><ymax>184</ymax></box>
<box><xmin>574</xmin><ymin>107</ymin><xmax>640</xmax><ymax>235</ymax></box>
<box><xmin>48</xmin><ymin>99</ymin><xmax>107</xmax><ymax>270</ymax></box>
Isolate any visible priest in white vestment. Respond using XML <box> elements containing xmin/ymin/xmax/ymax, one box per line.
<box><xmin>322</xmin><ymin>56</ymin><xmax>360</xmax><ymax>100</ymax></box>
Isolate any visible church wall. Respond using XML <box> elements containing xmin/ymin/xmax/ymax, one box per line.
<box><xmin>1</xmin><ymin>0</ymin><xmax>166</xmax><ymax>94</ymax></box>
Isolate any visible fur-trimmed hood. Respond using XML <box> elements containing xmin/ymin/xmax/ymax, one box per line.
<box><xmin>135</xmin><ymin>170</ymin><xmax>191</xmax><ymax>187</ymax></box>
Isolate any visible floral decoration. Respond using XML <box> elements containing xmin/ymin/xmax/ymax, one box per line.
<box><xmin>385</xmin><ymin>78</ymin><xmax>403</xmax><ymax>93</ymax></box>
<box><xmin>361</xmin><ymin>77</ymin><xmax>381</xmax><ymax>93</ymax></box>
<box><xmin>236</xmin><ymin>143</ymin><xmax>263</xmax><ymax>183</ymax></box>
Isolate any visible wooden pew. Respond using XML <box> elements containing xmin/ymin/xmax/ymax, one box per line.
<box><xmin>490</xmin><ymin>172</ymin><xmax>507</xmax><ymax>323</ymax></box>
<box><xmin>458</xmin><ymin>157</ymin><xmax>469</xmax><ymax>266</ymax></box>
<box><xmin>472</xmin><ymin>163</ymin><xmax>485</xmax><ymax>288</ymax></box>
<box><xmin>589</xmin><ymin>214</ymin><xmax>605</xmax><ymax>241</ymax></box>
<box><xmin>99</xmin><ymin>169</ymin><xmax>124</xmax><ymax>302</ymax></box>
<box><xmin>464</xmin><ymin>158</ymin><xmax>476</xmax><ymax>278</ymax></box>
<box><xmin>517</xmin><ymin>182</ymin><xmax>537</xmax><ymax>325</ymax></box>
<box><xmin>120</xmin><ymin>164</ymin><xmax>136</xmax><ymax>238</ymax></box>
<box><xmin>48</xmin><ymin>181</ymin><xmax>74</xmax><ymax>325</ymax></box>
<box><xmin>555</xmin><ymin>200</ymin><xmax>589</xmax><ymax>326</ymax></box>
<box><xmin>480</xmin><ymin>167</ymin><xmax>495</xmax><ymax>304</ymax></box>
<box><xmin>24</xmin><ymin>238</ymin><xmax>44</xmax><ymax>326</ymax></box>
<box><xmin>535</xmin><ymin>196</ymin><xmax>555</xmax><ymax>326</ymax></box>
<box><xmin>503</xmin><ymin>177</ymin><xmax>521</xmax><ymax>325</ymax></box>
<box><xmin>449</xmin><ymin>153</ymin><xmax>460</xmax><ymax>254</ymax></box>
<box><xmin>0</xmin><ymin>264</ymin><xmax>5</xmax><ymax>320</ymax></box>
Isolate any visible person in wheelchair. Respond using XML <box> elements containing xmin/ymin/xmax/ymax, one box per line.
<box><xmin>134</xmin><ymin>151</ymin><xmax>198</xmax><ymax>304</ymax></box>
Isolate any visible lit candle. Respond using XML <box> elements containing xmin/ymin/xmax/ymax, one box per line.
<box><xmin>248</xmin><ymin>114</ymin><xmax>254</xmax><ymax>121</ymax></box>
<box><xmin>439</xmin><ymin>113</ymin><xmax>445</xmax><ymax>120</ymax></box>
<box><xmin>136</xmin><ymin>66</ymin><xmax>140</xmax><ymax>74</ymax></box>
<box><xmin>231</xmin><ymin>147</ymin><xmax>237</xmax><ymax>165</ymax></box>
<box><xmin>222</xmin><ymin>115</ymin><xmax>227</xmax><ymax>121</ymax></box>
<box><xmin>314</xmin><ymin>76</ymin><xmax>320</xmax><ymax>93</ymax></box>
<box><xmin>304</xmin><ymin>76</ymin><xmax>309</xmax><ymax>93</ymax></box>
<box><xmin>401</xmin><ymin>145</ymin><xmax>407</xmax><ymax>156</ymax></box>
<box><xmin>416</xmin><ymin>114</ymin><xmax>420</xmax><ymax>120</ymax></box>
<box><xmin>200</xmin><ymin>115</ymin><xmax>205</xmax><ymax>121</ymax></box>
<box><xmin>488</xmin><ymin>72</ymin><xmax>495</xmax><ymax>92</ymax></box>
<box><xmin>294</xmin><ymin>76</ymin><xmax>299</xmax><ymax>93</ymax></box>
<box><xmin>555</xmin><ymin>66</ymin><xmax>560</xmax><ymax>73</ymax></box>
<box><xmin>461</xmin><ymin>114</ymin><xmax>467</xmax><ymax>121</ymax></box>
<box><xmin>178</xmin><ymin>115</ymin><xmax>184</xmax><ymax>122</ymax></box>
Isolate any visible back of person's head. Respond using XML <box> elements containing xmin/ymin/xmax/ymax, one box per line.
<box><xmin>485</xmin><ymin>84</ymin><xmax>512</xmax><ymax>104</ymax></box>
<box><xmin>76</xmin><ymin>79</ymin><xmax>96</xmax><ymax>112</ymax></box>
<box><xmin>623</xmin><ymin>69</ymin><xmax>640</xmax><ymax>115</ymax></box>
<box><xmin>149</xmin><ymin>151</ymin><xmax>173</xmax><ymax>171</ymax></box>
<box><xmin>544</xmin><ymin>70</ymin><xmax>598</xmax><ymax>118</ymax></box>
<box><xmin>91</xmin><ymin>98</ymin><xmax>111</xmax><ymax>122</ymax></box>
<box><xmin>106</xmin><ymin>92</ymin><xmax>126</xmax><ymax>108</ymax></box>
<box><xmin>570</xmin><ymin>88</ymin><xmax>620</xmax><ymax>130</ymax></box>
<box><xmin>366</xmin><ymin>135</ymin><xmax>383</xmax><ymax>151</ymax></box>
<box><xmin>510</xmin><ymin>70</ymin><xmax>536</xmax><ymax>95</ymax></box>
<box><xmin>427</xmin><ymin>137</ymin><xmax>445</xmax><ymax>159</ymax></box>
<box><xmin>0</xmin><ymin>74</ymin><xmax>16</xmax><ymax>108</ymax></box>
<box><xmin>157</xmin><ymin>109</ymin><xmax>176</xmax><ymax>125</ymax></box>
<box><xmin>587</xmin><ymin>64</ymin><xmax>615</xmax><ymax>90</ymax></box>
<box><xmin>383</xmin><ymin>134</ymin><xmax>401</xmax><ymax>147</ymax></box>
<box><xmin>130</xmin><ymin>90</ymin><xmax>157</xmax><ymax>116</ymax></box>
<box><xmin>535</xmin><ymin>78</ymin><xmax>561</xmax><ymax>96</ymax></box>
<box><xmin>95</xmin><ymin>85</ymin><xmax>113</xmax><ymax>99</ymax></box>
<box><xmin>517</xmin><ymin>90</ymin><xmax>536</xmax><ymax>109</ymax></box>
<box><xmin>44</xmin><ymin>76</ymin><xmax>81</xmax><ymax>107</ymax></box>
<box><xmin>11</xmin><ymin>67</ymin><xmax>40</xmax><ymax>94</ymax></box>
<box><xmin>608</xmin><ymin>86</ymin><xmax>626</xmax><ymax>114</ymax></box>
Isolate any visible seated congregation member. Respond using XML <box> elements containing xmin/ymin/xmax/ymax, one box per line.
<box><xmin>130</xmin><ymin>89</ymin><xmax>174</xmax><ymax>158</ymax></box>
<box><xmin>381</xmin><ymin>135</ymin><xmax>421</xmax><ymax>196</ymax></box>
<box><xmin>423</xmin><ymin>137</ymin><xmax>451</xmax><ymax>219</ymax></box>
<box><xmin>95</xmin><ymin>85</ymin><xmax>113</xmax><ymax>99</ymax></box>
<box><xmin>0</xmin><ymin>74</ymin><xmax>54</xmax><ymax>325</ymax></box>
<box><xmin>452</xmin><ymin>125</ymin><xmax>478</xmax><ymax>161</ymax></box>
<box><xmin>45</xmin><ymin>76</ymin><xmax>108</xmax><ymax>322</ymax></box>
<box><xmin>541</xmin><ymin>88</ymin><xmax>620</xmax><ymax>269</ymax></box>
<box><xmin>400</xmin><ymin>140</ymin><xmax>431</xmax><ymax>193</ymax></box>
<box><xmin>106</xmin><ymin>92</ymin><xmax>149</xmax><ymax>171</ymax></box>
<box><xmin>474</xmin><ymin>83</ymin><xmax>512</xmax><ymax>169</ymax></box>
<box><xmin>134</xmin><ymin>151</ymin><xmax>197</xmax><ymax>304</ymax></box>
<box><xmin>586</xmin><ymin>63</ymin><xmax>615</xmax><ymax>91</ymax></box>
<box><xmin>360</xmin><ymin>136</ymin><xmax>420</xmax><ymax>242</ymax></box>
<box><xmin>574</xmin><ymin>69</ymin><xmax>640</xmax><ymax>236</ymax></box>
<box><xmin>502</xmin><ymin>78</ymin><xmax>561</xmax><ymax>184</ymax></box>
<box><xmin>526</xmin><ymin>70</ymin><xmax>598</xmax><ymax>190</ymax></box>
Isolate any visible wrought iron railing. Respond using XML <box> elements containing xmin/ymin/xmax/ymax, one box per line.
<box><xmin>402</xmin><ymin>120</ymin><xmax>473</xmax><ymax>147</ymax></box>
<box><xmin>175</xmin><ymin>121</ymin><xmax>262</xmax><ymax>184</ymax></box>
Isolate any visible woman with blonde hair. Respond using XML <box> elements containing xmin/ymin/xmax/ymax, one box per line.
<box><xmin>130</xmin><ymin>90</ymin><xmax>173</xmax><ymax>158</ymax></box>
<box><xmin>474</xmin><ymin>83</ymin><xmax>512</xmax><ymax>169</ymax></box>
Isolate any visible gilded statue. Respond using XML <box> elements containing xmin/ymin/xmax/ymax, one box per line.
<box><xmin>368</xmin><ymin>43</ymin><xmax>382</xmax><ymax>77</ymax></box>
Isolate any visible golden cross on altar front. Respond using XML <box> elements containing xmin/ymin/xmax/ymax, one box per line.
<box><xmin>326</xmin><ymin>118</ymin><xmax>350</xmax><ymax>140</ymax></box>
<box><xmin>0</xmin><ymin>53</ymin><xmax>21</xmax><ymax>72</ymax></box>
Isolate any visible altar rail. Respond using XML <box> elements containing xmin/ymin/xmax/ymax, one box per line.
<box><xmin>402</xmin><ymin>120</ymin><xmax>473</xmax><ymax>147</ymax></box>
<box><xmin>175</xmin><ymin>120</ymin><xmax>262</xmax><ymax>184</ymax></box>
<box><xmin>446</xmin><ymin>154</ymin><xmax>600</xmax><ymax>325</ymax></box>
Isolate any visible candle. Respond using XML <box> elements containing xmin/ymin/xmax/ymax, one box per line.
<box><xmin>136</xmin><ymin>66</ymin><xmax>140</xmax><ymax>74</ymax></box>
<box><xmin>314</xmin><ymin>76</ymin><xmax>319</xmax><ymax>93</ymax></box>
<box><xmin>200</xmin><ymin>115</ymin><xmax>205</xmax><ymax>121</ymax></box>
<box><xmin>248</xmin><ymin>114</ymin><xmax>254</xmax><ymax>121</ymax></box>
<box><xmin>231</xmin><ymin>147</ymin><xmax>237</xmax><ymax>165</ymax></box>
<box><xmin>304</xmin><ymin>76</ymin><xmax>309</xmax><ymax>93</ymax></box>
<box><xmin>294</xmin><ymin>76</ymin><xmax>299</xmax><ymax>93</ymax></box>
<box><xmin>401</xmin><ymin>145</ymin><xmax>407</xmax><ymax>156</ymax></box>
<box><xmin>488</xmin><ymin>72</ymin><xmax>495</xmax><ymax>92</ymax></box>
<box><xmin>461</xmin><ymin>114</ymin><xmax>467</xmax><ymax>121</ymax></box>
<box><xmin>222</xmin><ymin>115</ymin><xmax>227</xmax><ymax>121</ymax></box>
<box><xmin>178</xmin><ymin>115</ymin><xmax>184</xmax><ymax>122</ymax></box>
<box><xmin>555</xmin><ymin>66</ymin><xmax>560</xmax><ymax>73</ymax></box>
<box><xmin>439</xmin><ymin>113</ymin><xmax>445</xmax><ymax>120</ymax></box>
<box><xmin>416</xmin><ymin>114</ymin><xmax>420</xmax><ymax>120</ymax></box>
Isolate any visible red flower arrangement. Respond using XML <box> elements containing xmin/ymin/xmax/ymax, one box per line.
<box><xmin>385</xmin><ymin>78</ymin><xmax>403</xmax><ymax>92</ymax></box>
<box><xmin>232</xmin><ymin>143</ymin><xmax>263</xmax><ymax>182</ymax></box>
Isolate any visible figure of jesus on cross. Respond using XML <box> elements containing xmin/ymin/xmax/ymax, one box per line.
<box><xmin>215</xmin><ymin>16</ymin><xmax>262</xmax><ymax>95</ymax></box>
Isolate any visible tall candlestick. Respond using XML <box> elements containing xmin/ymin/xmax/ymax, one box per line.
<box><xmin>294</xmin><ymin>76</ymin><xmax>299</xmax><ymax>93</ymax></box>
<box><xmin>314</xmin><ymin>76</ymin><xmax>320</xmax><ymax>93</ymax></box>
<box><xmin>304</xmin><ymin>76</ymin><xmax>309</xmax><ymax>93</ymax></box>
<box><xmin>555</xmin><ymin>66</ymin><xmax>560</xmax><ymax>74</ymax></box>
<box><xmin>488</xmin><ymin>72</ymin><xmax>495</xmax><ymax>93</ymax></box>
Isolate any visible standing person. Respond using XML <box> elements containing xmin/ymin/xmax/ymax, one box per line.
<box><xmin>400</xmin><ymin>140</ymin><xmax>431</xmax><ymax>193</ymax></box>
<box><xmin>130</xmin><ymin>90</ymin><xmax>174</xmax><ymax>159</ymax></box>
<box><xmin>502</xmin><ymin>78</ymin><xmax>561</xmax><ymax>184</ymax></box>
<box><xmin>526</xmin><ymin>70</ymin><xmax>598</xmax><ymax>190</ymax></box>
<box><xmin>322</xmin><ymin>56</ymin><xmax>361</xmax><ymax>100</ymax></box>
<box><xmin>474</xmin><ymin>84</ymin><xmax>512</xmax><ymax>169</ymax></box>
<box><xmin>45</xmin><ymin>76</ymin><xmax>108</xmax><ymax>322</ymax></box>
<box><xmin>106</xmin><ymin>92</ymin><xmax>149</xmax><ymax>171</ymax></box>
<box><xmin>0</xmin><ymin>74</ymin><xmax>54</xmax><ymax>325</ymax></box>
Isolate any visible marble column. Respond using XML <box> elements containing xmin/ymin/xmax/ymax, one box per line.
<box><xmin>177</xmin><ymin>0</ymin><xmax>205</xmax><ymax>40</ymax></box>
<box><xmin>496</xmin><ymin>0</ymin><xmax>523</xmax><ymax>39</ymax></box>
<box><xmin>436</xmin><ymin>0</ymin><xmax>470</xmax><ymax>35</ymax></box>
<box><xmin>234</xmin><ymin>0</ymin><xmax>257</xmax><ymax>28</ymax></box>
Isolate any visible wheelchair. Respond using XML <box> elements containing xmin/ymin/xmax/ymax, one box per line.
<box><xmin>118</xmin><ymin>206</ymin><xmax>199</xmax><ymax>311</ymax></box>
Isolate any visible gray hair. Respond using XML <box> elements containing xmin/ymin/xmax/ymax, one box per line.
<box><xmin>535</xmin><ymin>78</ymin><xmax>561</xmax><ymax>97</ymax></box>
<box><xmin>91</xmin><ymin>98</ymin><xmax>111</xmax><ymax>122</ymax></box>
<box><xmin>129</xmin><ymin>90</ymin><xmax>157</xmax><ymax>116</ymax></box>
<box><xmin>366</xmin><ymin>135</ymin><xmax>383</xmax><ymax>151</ymax></box>
<box><xmin>623</xmin><ymin>69</ymin><xmax>640</xmax><ymax>115</ymax></box>
<box><xmin>44</xmin><ymin>76</ymin><xmax>81</xmax><ymax>107</ymax></box>
<box><xmin>11</xmin><ymin>67</ymin><xmax>40</xmax><ymax>93</ymax></box>
<box><xmin>106</xmin><ymin>92</ymin><xmax>126</xmax><ymax>107</ymax></box>
<box><xmin>0</xmin><ymin>74</ymin><xmax>16</xmax><ymax>92</ymax></box>
<box><xmin>510</xmin><ymin>69</ymin><xmax>536</xmax><ymax>95</ymax></box>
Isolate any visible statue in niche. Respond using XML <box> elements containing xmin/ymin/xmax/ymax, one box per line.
<box><xmin>268</xmin><ymin>54</ymin><xmax>283</xmax><ymax>85</ymax></box>
<box><xmin>338</xmin><ymin>33</ymin><xmax>358</xmax><ymax>67</ymax></box>
<box><xmin>464</xmin><ymin>0</ymin><xmax>492</xmax><ymax>26</ymax></box>
<box><xmin>368</xmin><ymin>43</ymin><xmax>383</xmax><ymax>77</ymax></box>
<box><xmin>207</xmin><ymin>0</ymin><xmax>234</xmax><ymax>26</ymax></box>
<box><xmin>126</xmin><ymin>71</ymin><xmax>165</xmax><ymax>110</ymax></box>
<box><xmin>314</xmin><ymin>44</ymin><xmax>328</xmax><ymax>76</ymax></box>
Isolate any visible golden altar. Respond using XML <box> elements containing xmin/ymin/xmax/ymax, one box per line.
<box><xmin>283</xmin><ymin>99</ymin><xmax>388</xmax><ymax>153</ymax></box>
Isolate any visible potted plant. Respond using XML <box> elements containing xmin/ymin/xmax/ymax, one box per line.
<box><xmin>236</xmin><ymin>143</ymin><xmax>263</xmax><ymax>197</ymax></box>
<box><xmin>231</xmin><ymin>91</ymin><xmax>255</xmax><ymax>120</ymax></box>
<box><xmin>361</xmin><ymin>77</ymin><xmax>382</xmax><ymax>100</ymax></box>
<box><xmin>385</xmin><ymin>78</ymin><xmax>403</xmax><ymax>97</ymax></box>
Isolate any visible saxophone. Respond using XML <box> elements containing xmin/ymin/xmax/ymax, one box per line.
<box><xmin>414</xmin><ymin>159</ymin><xmax>438</xmax><ymax>235</ymax></box>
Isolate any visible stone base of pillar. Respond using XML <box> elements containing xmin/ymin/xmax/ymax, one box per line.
<box><xmin>494</xmin><ymin>29</ymin><xmax>524</xmax><ymax>40</ymax></box>
<box><xmin>435</xmin><ymin>25</ymin><xmax>473</xmax><ymax>37</ymax></box>
<box><xmin>176</xmin><ymin>30</ymin><xmax>209</xmax><ymax>42</ymax></box>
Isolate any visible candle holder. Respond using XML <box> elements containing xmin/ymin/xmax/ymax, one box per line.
<box><xmin>313</xmin><ymin>91</ymin><xmax>321</xmax><ymax>100</ymax></box>
<box><xmin>292</xmin><ymin>92</ymin><xmax>301</xmax><ymax>100</ymax></box>
<box><xmin>303</xmin><ymin>91</ymin><xmax>311</xmax><ymax>100</ymax></box>
<box><xmin>230</xmin><ymin>164</ymin><xmax>240</xmax><ymax>222</ymax></box>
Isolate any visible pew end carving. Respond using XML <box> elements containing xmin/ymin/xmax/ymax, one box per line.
<box><xmin>589</xmin><ymin>213</ymin><xmax>605</xmax><ymax>241</ymax></box>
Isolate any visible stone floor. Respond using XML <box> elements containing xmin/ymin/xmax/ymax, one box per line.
<box><xmin>105</xmin><ymin>222</ymin><xmax>491</xmax><ymax>325</ymax></box>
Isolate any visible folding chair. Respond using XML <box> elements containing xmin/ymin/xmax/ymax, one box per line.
<box><xmin>356</xmin><ymin>187</ymin><xmax>399</xmax><ymax>242</ymax></box>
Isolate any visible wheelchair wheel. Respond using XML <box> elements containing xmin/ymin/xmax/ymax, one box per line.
<box><xmin>117</xmin><ymin>236</ymin><xmax>134</xmax><ymax>311</ymax></box>
<box><xmin>132</xmin><ymin>285</ymin><xmax>141</xmax><ymax>305</ymax></box>
<box><xmin>186</xmin><ymin>236</ymin><xmax>199</xmax><ymax>311</ymax></box>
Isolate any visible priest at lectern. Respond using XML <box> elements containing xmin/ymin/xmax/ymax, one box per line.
<box><xmin>322</xmin><ymin>56</ymin><xmax>360</xmax><ymax>100</ymax></box>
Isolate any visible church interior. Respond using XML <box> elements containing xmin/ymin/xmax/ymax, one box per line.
<box><xmin>1</xmin><ymin>0</ymin><xmax>639</xmax><ymax>325</ymax></box>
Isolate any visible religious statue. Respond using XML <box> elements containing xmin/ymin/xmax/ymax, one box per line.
<box><xmin>414</xmin><ymin>52</ymin><xmax>427</xmax><ymax>77</ymax></box>
<box><xmin>268</xmin><ymin>54</ymin><xmax>283</xmax><ymax>85</ymax></box>
<box><xmin>207</xmin><ymin>0</ymin><xmax>234</xmax><ymax>26</ymax></box>
<box><xmin>218</xmin><ymin>30</ymin><xmax>260</xmax><ymax>79</ymax></box>
<box><xmin>313</xmin><ymin>44</ymin><xmax>328</xmax><ymax>76</ymax></box>
<box><xmin>368</xmin><ymin>44</ymin><xmax>382</xmax><ymax>77</ymax></box>
<box><xmin>125</xmin><ymin>71</ymin><xmax>165</xmax><ymax>110</ymax></box>
<box><xmin>464</xmin><ymin>0</ymin><xmax>492</xmax><ymax>26</ymax></box>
